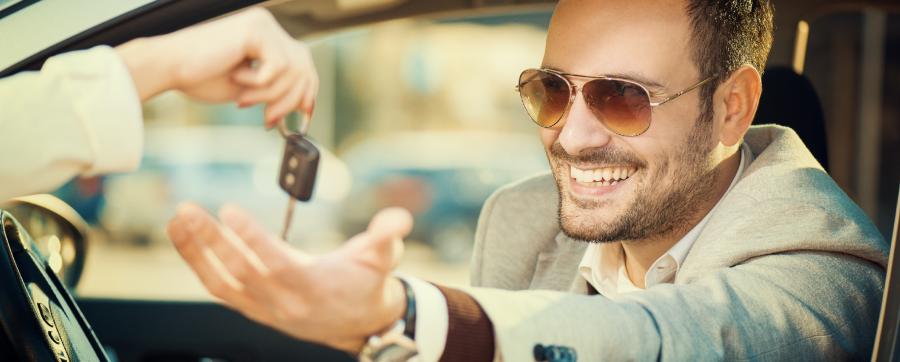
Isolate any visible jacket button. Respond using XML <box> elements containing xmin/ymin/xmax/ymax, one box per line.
<box><xmin>533</xmin><ymin>344</ymin><xmax>547</xmax><ymax>361</ymax></box>
<box><xmin>533</xmin><ymin>343</ymin><xmax>577</xmax><ymax>361</ymax></box>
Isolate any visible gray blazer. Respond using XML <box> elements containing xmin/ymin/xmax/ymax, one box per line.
<box><xmin>464</xmin><ymin>125</ymin><xmax>888</xmax><ymax>361</ymax></box>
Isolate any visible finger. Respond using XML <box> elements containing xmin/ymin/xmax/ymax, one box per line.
<box><xmin>250</xmin><ymin>44</ymin><xmax>289</xmax><ymax>88</ymax></box>
<box><xmin>231</xmin><ymin>37</ymin><xmax>289</xmax><ymax>89</ymax></box>
<box><xmin>232</xmin><ymin>64</ymin><xmax>260</xmax><ymax>87</ymax></box>
<box><xmin>175</xmin><ymin>203</ymin><xmax>265</xmax><ymax>285</ymax></box>
<box><xmin>167</xmin><ymin>209</ymin><xmax>255</xmax><ymax>307</ymax></box>
<box><xmin>298</xmin><ymin>76</ymin><xmax>318</xmax><ymax>117</ymax></box>
<box><xmin>218</xmin><ymin>203</ymin><xmax>307</xmax><ymax>272</ymax></box>
<box><xmin>343</xmin><ymin>207</ymin><xmax>413</xmax><ymax>272</ymax></box>
<box><xmin>236</xmin><ymin>70</ymin><xmax>295</xmax><ymax>107</ymax></box>
<box><xmin>263</xmin><ymin>79</ymin><xmax>306</xmax><ymax>125</ymax></box>
<box><xmin>367</xmin><ymin>207</ymin><xmax>414</xmax><ymax>241</ymax></box>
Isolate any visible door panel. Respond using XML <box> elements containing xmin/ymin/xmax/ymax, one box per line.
<box><xmin>77</xmin><ymin>298</ymin><xmax>353</xmax><ymax>362</ymax></box>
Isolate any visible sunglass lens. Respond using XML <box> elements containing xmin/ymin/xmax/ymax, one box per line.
<box><xmin>518</xmin><ymin>69</ymin><xmax>570</xmax><ymax>127</ymax></box>
<box><xmin>583</xmin><ymin>79</ymin><xmax>651</xmax><ymax>136</ymax></box>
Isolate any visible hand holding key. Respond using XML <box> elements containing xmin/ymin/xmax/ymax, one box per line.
<box><xmin>277</xmin><ymin>116</ymin><xmax>320</xmax><ymax>240</ymax></box>
<box><xmin>115</xmin><ymin>7</ymin><xmax>318</xmax><ymax>126</ymax></box>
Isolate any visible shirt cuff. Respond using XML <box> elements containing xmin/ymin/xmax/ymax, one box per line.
<box><xmin>42</xmin><ymin>45</ymin><xmax>144</xmax><ymax>175</ymax></box>
<box><xmin>397</xmin><ymin>276</ymin><xmax>448</xmax><ymax>362</ymax></box>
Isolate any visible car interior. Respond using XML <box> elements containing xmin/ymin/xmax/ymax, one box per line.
<box><xmin>1</xmin><ymin>0</ymin><xmax>898</xmax><ymax>361</ymax></box>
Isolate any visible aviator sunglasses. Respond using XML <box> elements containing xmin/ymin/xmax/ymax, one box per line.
<box><xmin>516</xmin><ymin>68</ymin><xmax>716</xmax><ymax>136</ymax></box>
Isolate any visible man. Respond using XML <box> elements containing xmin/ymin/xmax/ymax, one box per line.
<box><xmin>0</xmin><ymin>8</ymin><xmax>318</xmax><ymax>200</ymax></box>
<box><xmin>167</xmin><ymin>0</ymin><xmax>888</xmax><ymax>360</ymax></box>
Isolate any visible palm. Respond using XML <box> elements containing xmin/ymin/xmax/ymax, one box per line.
<box><xmin>166</xmin><ymin>204</ymin><xmax>410</xmax><ymax>353</ymax></box>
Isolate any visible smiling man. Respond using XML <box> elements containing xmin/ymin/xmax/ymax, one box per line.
<box><xmin>167</xmin><ymin>0</ymin><xmax>889</xmax><ymax>360</ymax></box>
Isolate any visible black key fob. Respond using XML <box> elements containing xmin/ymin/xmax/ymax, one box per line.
<box><xmin>279</xmin><ymin>134</ymin><xmax>319</xmax><ymax>201</ymax></box>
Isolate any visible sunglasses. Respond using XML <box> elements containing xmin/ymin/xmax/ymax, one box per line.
<box><xmin>516</xmin><ymin>68</ymin><xmax>716</xmax><ymax>136</ymax></box>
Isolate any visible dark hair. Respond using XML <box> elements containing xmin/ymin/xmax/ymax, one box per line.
<box><xmin>685</xmin><ymin>0</ymin><xmax>775</xmax><ymax>122</ymax></box>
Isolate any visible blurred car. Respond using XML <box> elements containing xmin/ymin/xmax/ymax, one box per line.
<box><xmin>339</xmin><ymin>131</ymin><xmax>547</xmax><ymax>262</ymax></box>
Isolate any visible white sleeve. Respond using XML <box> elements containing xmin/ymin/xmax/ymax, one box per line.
<box><xmin>399</xmin><ymin>276</ymin><xmax>448</xmax><ymax>362</ymax></box>
<box><xmin>0</xmin><ymin>45</ymin><xmax>143</xmax><ymax>201</ymax></box>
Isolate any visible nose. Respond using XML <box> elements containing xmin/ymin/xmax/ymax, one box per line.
<box><xmin>557</xmin><ymin>91</ymin><xmax>615</xmax><ymax>156</ymax></box>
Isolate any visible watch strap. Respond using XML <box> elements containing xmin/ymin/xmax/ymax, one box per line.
<box><xmin>398</xmin><ymin>278</ymin><xmax>417</xmax><ymax>339</ymax></box>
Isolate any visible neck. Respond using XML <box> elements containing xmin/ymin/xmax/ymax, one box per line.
<box><xmin>621</xmin><ymin>146</ymin><xmax>742</xmax><ymax>288</ymax></box>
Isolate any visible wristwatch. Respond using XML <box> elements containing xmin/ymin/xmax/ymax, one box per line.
<box><xmin>359</xmin><ymin>278</ymin><xmax>418</xmax><ymax>362</ymax></box>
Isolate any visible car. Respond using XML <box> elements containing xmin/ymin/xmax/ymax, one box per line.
<box><xmin>0</xmin><ymin>0</ymin><xmax>898</xmax><ymax>361</ymax></box>
<box><xmin>338</xmin><ymin>131</ymin><xmax>548</xmax><ymax>262</ymax></box>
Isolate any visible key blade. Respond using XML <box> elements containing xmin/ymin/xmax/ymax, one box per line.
<box><xmin>281</xmin><ymin>199</ymin><xmax>296</xmax><ymax>241</ymax></box>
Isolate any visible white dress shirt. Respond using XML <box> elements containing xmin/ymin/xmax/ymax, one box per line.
<box><xmin>579</xmin><ymin>143</ymin><xmax>750</xmax><ymax>297</ymax></box>
<box><xmin>0</xmin><ymin>46</ymin><xmax>143</xmax><ymax>201</ymax></box>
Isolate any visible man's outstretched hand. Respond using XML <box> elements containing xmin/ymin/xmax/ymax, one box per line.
<box><xmin>165</xmin><ymin>203</ymin><xmax>413</xmax><ymax>353</ymax></box>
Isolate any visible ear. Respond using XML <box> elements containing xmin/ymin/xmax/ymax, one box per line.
<box><xmin>716</xmin><ymin>65</ymin><xmax>762</xmax><ymax>147</ymax></box>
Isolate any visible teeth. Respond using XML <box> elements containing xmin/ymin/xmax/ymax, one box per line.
<box><xmin>570</xmin><ymin>165</ymin><xmax>638</xmax><ymax>185</ymax></box>
<box><xmin>570</xmin><ymin>165</ymin><xmax>588</xmax><ymax>183</ymax></box>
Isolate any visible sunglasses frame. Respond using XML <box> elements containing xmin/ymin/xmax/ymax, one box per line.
<box><xmin>516</xmin><ymin>68</ymin><xmax>717</xmax><ymax>136</ymax></box>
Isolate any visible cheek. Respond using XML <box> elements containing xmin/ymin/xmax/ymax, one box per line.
<box><xmin>628</xmin><ymin>141</ymin><xmax>675</xmax><ymax>185</ymax></box>
<box><xmin>539</xmin><ymin>129</ymin><xmax>559</xmax><ymax>149</ymax></box>
<box><xmin>540</xmin><ymin>129</ymin><xmax>561</xmax><ymax>170</ymax></box>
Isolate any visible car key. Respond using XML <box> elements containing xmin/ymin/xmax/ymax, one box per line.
<box><xmin>278</xmin><ymin>115</ymin><xmax>319</xmax><ymax>241</ymax></box>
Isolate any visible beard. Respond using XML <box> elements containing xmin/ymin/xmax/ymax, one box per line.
<box><xmin>552</xmin><ymin>119</ymin><xmax>719</xmax><ymax>243</ymax></box>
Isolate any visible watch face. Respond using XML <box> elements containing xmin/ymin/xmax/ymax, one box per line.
<box><xmin>360</xmin><ymin>320</ymin><xmax>419</xmax><ymax>362</ymax></box>
<box><xmin>372</xmin><ymin>345</ymin><xmax>418</xmax><ymax>362</ymax></box>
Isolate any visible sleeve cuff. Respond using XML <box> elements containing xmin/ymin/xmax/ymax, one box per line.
<box><xmin>433</xmin><ymin>284</ymin><xmax>496</xmax><ymax>362</ymax></box>
<box><xmin>397</xmin><ymin>276</ymin><xmax>448</xmax><ymax>362</ymax></box>
<box><xmin>43</xmin><ymin>45</ymin><xmax>144</xmax><ymax>175</ymax></box>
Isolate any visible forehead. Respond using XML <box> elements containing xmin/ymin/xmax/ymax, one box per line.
<box><xmin>543</xmin><ymin>0</ymin><xmax>695</xmax><ymax>83</ymax></box>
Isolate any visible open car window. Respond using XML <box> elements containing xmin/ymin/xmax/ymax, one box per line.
<box><xmin>0</xmin><ymin>0</ymin><xmax>153</xmax><ymax>71</ymax></box>
<box><xmin>57</xmin><ymin>7</ymin><xmax>554</xmax><ymax>300</ymax></box>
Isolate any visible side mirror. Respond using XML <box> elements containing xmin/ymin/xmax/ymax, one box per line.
<box><xmin>1</xmin><ymin>194</ymin><xmax>89</xmax><ymax>289</ymax></box>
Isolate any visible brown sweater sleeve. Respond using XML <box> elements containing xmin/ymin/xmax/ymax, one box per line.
<box><xmin>433</xmin><ymin>284</ymin><xmax>496</xmax><ymax>362</ymax></box>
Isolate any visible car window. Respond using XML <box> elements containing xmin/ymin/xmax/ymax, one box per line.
<box><xmin>58</xmin><ymin>8</ymin><xmax>554</xmax><ymax>300</ymax></box>
<box><xmin>800</xmin><ymin>8</ymin><xmax>900</xmax><ymax>239</ymax></box>
<box><xmin>0</xmin><ymin>0</ymin><xmax>153</xmax><ymax>71</ymax></box>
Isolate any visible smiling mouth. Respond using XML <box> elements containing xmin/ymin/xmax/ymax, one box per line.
<box><xmin>569</xmin><ymin>164</ymin><xmax>638</xmax><ymax>187</ymax></box>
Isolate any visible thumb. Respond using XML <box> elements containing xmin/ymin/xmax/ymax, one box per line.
<box><xmin>343</xmin><ymin>207</ymin><xmax>413</xmax><ymax>272</ymax></box>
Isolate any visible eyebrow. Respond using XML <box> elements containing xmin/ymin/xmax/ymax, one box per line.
<box><xmin>543</xmin><ymin>66</ymin><xmax>667</xmax><ymax>92</ymax></box>
<box><xmin>605</xmin><ymin>72</ymin><xmax>666</xmax><ymax>91</ymax></box>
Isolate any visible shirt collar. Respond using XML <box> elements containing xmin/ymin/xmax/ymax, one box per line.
<box><xmin>578</xmin><ymin>144</ymin><xmax>751</xmax><ymax>295</ymax></box>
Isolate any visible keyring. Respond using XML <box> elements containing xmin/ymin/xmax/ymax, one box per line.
<box><xmin>278</xmin><ymin>112</ymin><xmax>310</xmax><ymax>138</ymax></box>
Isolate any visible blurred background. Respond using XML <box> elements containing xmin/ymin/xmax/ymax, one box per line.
<box><xmin>20</xmin><ymin>1</ymin><xmax>899</xmax><ymax>301</ymax></box>
<box><xmin>61</xmin><ymin>9</ymin><xmax>554</xmax><ymax>300</ymax></box>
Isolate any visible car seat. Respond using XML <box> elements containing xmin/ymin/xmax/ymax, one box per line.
<box><xmin>753</xmin><ymin>66</ymin><xmax>830</xmax><ymax>172</ymax></box>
